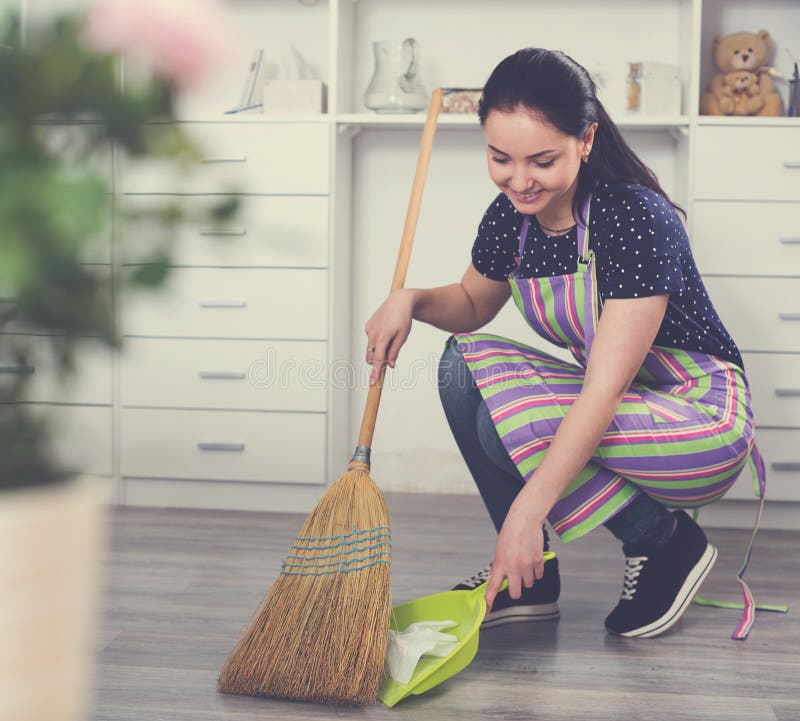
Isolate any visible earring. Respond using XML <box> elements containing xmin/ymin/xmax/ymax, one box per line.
<box><xmin>582</xmin><ymin>152</ymin><xmax>590</xmax><ymax>163</ymax></box>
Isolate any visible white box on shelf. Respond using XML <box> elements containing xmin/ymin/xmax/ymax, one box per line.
<box><xmin>262</xmin><ymin>79</ymin><xmax>325</xmax><ymax>114</ymax></box>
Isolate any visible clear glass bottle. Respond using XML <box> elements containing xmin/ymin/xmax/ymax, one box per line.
<box><xmin>364</xmin><ymin>38</ymin><xmax>427</xmax><ymax>113</ymax></box>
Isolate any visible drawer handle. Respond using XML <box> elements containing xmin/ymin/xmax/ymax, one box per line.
<box><xmin>197</xmin><ymin>442</ymin><xmax>245</xmax><ymax>452</ymax></box>
<box><xmin>784</xmin><ymin>161</ymin><xmax>800</xmax><ymax>169</ymax></box>
<box><xmin>778</xmin><ymin>312</ymin><xmax>800</xmax><ymax>321</ymax></box>
<box><xmin>199</xmin><ymin>156</ymin><xmax>248</xmax><ymax>164</ymax></box>
<box><xmin>199</xmin><ymin>227</ymin><xmax>247</xmax><ymax>237</ymax></box>
<box><xmin>772</xmin><ymin>462</ymin><xmax>800</xmax><ymax>472</ymax></box>
<box><xmin>198</xmin><ymin>371</ymin><xmax>246</xmax><ymax>380</ymax></box>
<box><xmin>0</xmin><ymin>364</ymin><xmax>35</xmax><ymax>375</ymax></box>
<box><xmin>198</xmin><ymin>299</ymin><xmax>247</xmax><ymax>308</ymax></box>
<box><xmin>780</xmin><ymin>237</ymin><xmax>800</xmax><ymax>245</ymax></box>
<box><xmin>775</xmin><ymin>388</ymin><xmax>800</xmax><ymax>397</ymax></box>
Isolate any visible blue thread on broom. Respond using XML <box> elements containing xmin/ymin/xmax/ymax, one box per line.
<box><xmin>279</xmin><ymin>558</ymin><xmax>389</xmax><ymax>577</ymax></box>
<box><xmin>291</xmin><ymin>530</ymin><xmax>391</xmax><ymax>553</ymax></box>
<box><xmin>285</xmin><ymin>540</ymin><xmax>390</xmax><ymax>562</ymax></box>
<box><xmin>280</xmin><ymin>550</ymin><xmax>391</xmax><ymax>576</ymax></box>
<box><xmin>280</xmin><ymin>524</ymin><xmax>392</xmax><ymax>577</ymax></box>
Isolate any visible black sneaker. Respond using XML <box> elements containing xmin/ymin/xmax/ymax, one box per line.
<box><xmin>452</xmin><ymin>556</ymin><xmax>560</xmax><ymax>628</ymax></box>
<box><xmin>605</xmin><ymin>510</ymin><xmax>718</xmax><ymax>638</ymax></box>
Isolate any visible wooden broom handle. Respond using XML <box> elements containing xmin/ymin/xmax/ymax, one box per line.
<box><xmin>354</xmin><ymin>88</ymin><xmax>443</xmax><ymax>451</ymax></box>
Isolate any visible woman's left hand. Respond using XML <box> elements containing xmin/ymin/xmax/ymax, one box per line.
<box><xmin>484</xmin><ymin>497</ymin><xmax>546</xmax><ymax>613</ymax></box>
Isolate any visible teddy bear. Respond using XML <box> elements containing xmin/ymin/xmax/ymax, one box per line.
<box><xmin>724</xmin><ymin>71</ymin><xmax>765</xmax><ymax>115</ymax></box>
<box><xmin>700</xmin><ymin>30</ymin><xmax>784</xmax><ymax>116</ymax></box>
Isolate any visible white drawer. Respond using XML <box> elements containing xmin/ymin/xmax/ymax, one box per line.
<box><xmin>121</xmin><ymin>268</ymin><xmax>327</xmax><ymax>339</ymax></box>
<box><xmin>120</xmin><ymin>195</ymin><xmax>329</xmax><ymax>267</ymax></box>
<box><xmin>692</xmin><ymin>202</ymin><xmax>800</xmax><ymax>275</ymax></box>
<box><xmin>741</xmin><ymin>352</ymin><xmax>800</xmax><ymax>427</ymax></box>
<box><xmin>119</xmin><ymin>338</ymin><xmax>327</xmax><ymax>411</ymax></box>
<box><xmin>120</xmin><ymin>408</ymin><xmax>326</xmax><ymax>484</ymax></box>
<box><xmin>120</xmin><ymin>123</ymin><xmax>330</xmax><ymax>195</ymax></box>
<box><xmin>703</xmin><ymin>277</ymin><xmax>800</xmax><ymax>353</ymax></box>
<box><xmin>724</xmin><ymin>428</ymin><xmax>800</xmax><ymax>502</ymax></box>
<box><xmin>44</xmin><ymin>405</ymin><xmax>113</xmax><ymax>476</ymax></box>
<box><xmin>695</xmin><ymin>126</ymin><xmax>800</xmax><ymax>201</ymax></box>
<box><xmin>0</xmin><ymin>337</ymin><xmax>112</xmax><ymax>405</ymax></box>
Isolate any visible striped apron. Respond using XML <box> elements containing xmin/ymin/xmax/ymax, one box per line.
<box><xmin>453</xmin><ymin>196</ymin><xmax>770</xmax><ymax>638</ymax></box>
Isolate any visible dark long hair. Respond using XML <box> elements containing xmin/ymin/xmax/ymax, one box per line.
<box><xmin>478</xmin><ymin>48</ymin><xmax>685</xmax><ymax>221</ymax></box>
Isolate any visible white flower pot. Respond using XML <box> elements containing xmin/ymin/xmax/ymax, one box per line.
<box><xmin>0</xmin><ymin>476</ymin><xmax>109</xmax><ymax>721</ymax></box>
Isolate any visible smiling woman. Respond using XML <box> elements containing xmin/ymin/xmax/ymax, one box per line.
<box><xmin>364</xmin><ymin>47</ymin><xmax>769</xmax><ymax>642</ymax></box>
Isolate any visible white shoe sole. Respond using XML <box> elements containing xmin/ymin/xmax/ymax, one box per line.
<box><xmin>482</xmin><ymin>602</ymin><xmax>560</xmax><ymax>629</ymax></box>
<box><xmin>617</xmin><ymin>543</ymin><xmax>718</xmax><ymax>639</ymax></box>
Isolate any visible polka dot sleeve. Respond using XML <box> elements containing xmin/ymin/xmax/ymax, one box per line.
<box><xmin>598</xmin><ymin>189</ymin><xmax>686</xmax><ymax>300</ymax></box>
<box><xmin>471</xmin><ymin>193</ymin><xmax>521</xmax><ymax>281</ymax></box>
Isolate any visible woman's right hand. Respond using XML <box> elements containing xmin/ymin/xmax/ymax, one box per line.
<box><xmin>364</xmin><ymin>288</ymin><xmax>416</xmax><ymax>385</ymax></box>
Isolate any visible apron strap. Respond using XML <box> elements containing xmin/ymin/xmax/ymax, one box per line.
<box><xmin>577</xmin><ymin>196</ymin><xmax>598</xmax><ymax>359</ymax></box>
<box><xmin>692</xmin><ymin>440</ymin><xmax>789</xmax><ymax>639</ymax></box>
<box><xmin>575</xmin><ymin>195</ymin><xmax>592</xmax><ymax>262</ymax></box>
<box><xmin>514</xmin><ymin>216</ymin><xmax>530</xmax><ymax>276</ymax></box>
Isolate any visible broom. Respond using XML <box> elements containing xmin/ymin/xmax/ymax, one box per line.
<box><xmin>217</xmin><ymin>88</ymin><xmax>444</xmax><ymax>705</ymax></box>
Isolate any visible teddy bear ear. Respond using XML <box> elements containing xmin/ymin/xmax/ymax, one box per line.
<box><xmin>758</xmin><ymin>30</ymin><xmax>772</xmax><ymax>47</ymax></box>
<box><xmin>711</xmin><ymin>36</ymin><xmax>721</xmax><ymax>55</ymax></box>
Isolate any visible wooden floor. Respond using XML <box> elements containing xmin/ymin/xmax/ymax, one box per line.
<box><xmin>92</xmin><ymin>493</ymin><xmax>800</xmax><ymax>721</ymax></box>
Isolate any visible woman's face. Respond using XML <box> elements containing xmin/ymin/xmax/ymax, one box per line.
<box><xmin>483</xmin><ymin>106</ymin><xmax>595</xmax><ymax>217</ymax></box>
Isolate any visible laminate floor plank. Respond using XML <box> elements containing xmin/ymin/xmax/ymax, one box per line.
<box><xmin>91</xmin><ymin>493</ymin><xmax>800</xmax><ymax>721</ymax></box>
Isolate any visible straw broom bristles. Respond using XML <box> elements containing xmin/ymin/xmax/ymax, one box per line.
<box><xmin>217</xmin><ymin>463</ymin><xmax>391</xmax><ymax>705</ymax></box>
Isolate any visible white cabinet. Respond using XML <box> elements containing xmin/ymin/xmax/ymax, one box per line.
<box><xmin>120</xmin><ymin>195</ymin><xmax>330</xmax><ymax>267</ymax></box>
<box><xmin>119</xmin><ymin>408</ymin><xmax>326</xmax><ymax>485</ymax></box>
<box><xmin>691</xmin><ymin>202</ymin><xmax>800</xmax><ymax>275</ymax></box>
<box><xmin>702</xmin><ymin>278</ymin><xmax>800</xmax><ymax>354</ymax></box>
<box><xmin>694</xmin><ymin>126</ymin><xmax>800</xmax><ymax>201</ymax></box>
<box><xmin>692</xmin><ymin>117</ymin><xmax>800</xmax><ymax>502</ymax></box>
<box><xmin>120</xmin><ymin>123</ymin><xmax>331</xmax><ymax>195</ymax></box>
<box><xmin>116</xmin><ymin>118</ymin><xmax>341</xmax><ymax>509</ymax></box>
<box><xmin>120</xmin><ymin>267</ymin><xmax>328</xmax><ymax>339</ymax></box>
<box><xmin>689</xmin><ymin>0</ymin><xmax>800</xmax><ymax>504</ymax></box>
<box><xmin>119</xmin><ymin>338</ymin><xmax>328</xmax><ymax>412</ymax></box>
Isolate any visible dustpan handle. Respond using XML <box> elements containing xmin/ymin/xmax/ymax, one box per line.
<box><xmin>467</xmin><ymin>551</ymin><xmax>558</xmax><ymax>598</ymax></box>
<box><xmin>349</xmin><ymin>88</ymin><xmax>443</xmax><ymax>467</ymax></box>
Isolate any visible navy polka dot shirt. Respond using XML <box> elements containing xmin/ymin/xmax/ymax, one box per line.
<box><xmin>472</xmin><ymin>181</ymin><xmax>743</xmax><ymax>368</ymax></box>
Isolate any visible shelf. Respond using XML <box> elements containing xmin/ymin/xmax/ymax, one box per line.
<box><xmin>336</xmin><ymin>113</ymin><xmax>691</xmax><ymax>130</ymax></box>
<box><xmin>336</xmin><ymin>113</ymin><xmax>479</xmax><ymax>129</ymax></box>
<box><xmin>32</xmin><ymin>112</ymin><xmax>693</xmax><ymax>130</ymax></box>
<box><xmin>613</xmin><ymin>116</ymin><xmax>691</xmax><ymax>130</ymax></box>
<box><xmin>696</xmin><ymin>116</ymin><xmax>800</xmax><ymax>128</ymax></box>
<box><xmin>170</xmin><ymin>114</ymin><xmax>332</xmax><ymax>124</ymax></box>
<box><xmin>109</xmin><ymin>113</ymin><xmax>800</xmax><ymax>130</ymax></box>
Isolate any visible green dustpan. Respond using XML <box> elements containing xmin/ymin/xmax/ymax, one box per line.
<box><xmin>378</xmin><ymin>551</ymin><xmax>556</xmax><ymax>707</ymax></box>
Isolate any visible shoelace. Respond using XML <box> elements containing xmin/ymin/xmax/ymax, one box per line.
<box><xmin>621</xmin><ymin>556</ymin><xmax>648</xmax><ymax>601</ymax></box>
<box><xmin>459</xmin><ymin>565</ymin><xmax>492</xmax><ymax>589</ymax></box>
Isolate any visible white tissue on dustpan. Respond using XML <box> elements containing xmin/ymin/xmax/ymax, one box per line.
<box><xmin>385</xmin><ymin>620</ymin><xmax>459</xmax><ymax>684</ymax></box>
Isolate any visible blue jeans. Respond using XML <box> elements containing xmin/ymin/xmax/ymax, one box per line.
<box><xmin>437</xmin><ymin>337</ymin><xmax>674</xmax><ymax>556</ymax></box>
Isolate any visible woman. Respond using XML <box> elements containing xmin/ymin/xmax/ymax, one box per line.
<box><xmin>365</xmin><ymin>48</ymin><xmax>763</xmax><ymax>639</ymax></box>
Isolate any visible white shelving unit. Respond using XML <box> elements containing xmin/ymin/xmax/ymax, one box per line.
<box><xmin>8</xmin><ymin>0</ymin><xmax>800</xmax><ymax>521</ymax></box>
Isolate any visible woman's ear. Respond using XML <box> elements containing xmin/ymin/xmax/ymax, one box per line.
<box><xmin>582</xmin><ymin>123</ymin><xmax>598</xmax><ymax>162</ymax></box>
<box><xmin>583</xmin><ymin>122</ymin><xmax>599</xmax><ymax>154</ymax></box>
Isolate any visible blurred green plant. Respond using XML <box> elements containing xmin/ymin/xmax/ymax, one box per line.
<box><xmin>0</xmin><ymin>11</ymin><xmax>240</xmax><ymax>490</ymax></box>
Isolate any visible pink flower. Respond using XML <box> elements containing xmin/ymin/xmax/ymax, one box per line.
<box><xmin>81</xmin><ymin>0</ymin><xmax>235</xmax><ymax>91</ymax></box>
